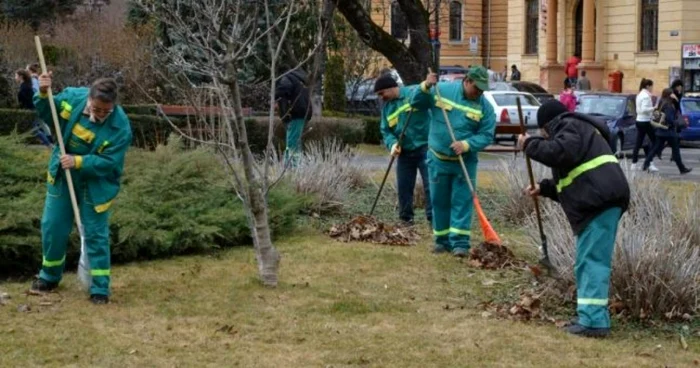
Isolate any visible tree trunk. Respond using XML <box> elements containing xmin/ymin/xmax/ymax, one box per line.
<box><xmin>228</xmin><ymin>77</ymin><xmax>281</xmax><ymax>287</ymax></box>
<box><xmin>336</xmin><ymin>0</ymin><xmax>432</xmax><ymax>84</ymax></box>
<box><xmin>308</xmin><ymin>0</ymin><xmax>337</xmax><ymax>117</ymax></box>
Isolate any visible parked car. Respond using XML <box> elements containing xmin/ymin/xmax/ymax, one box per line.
<box><xmin>483</xmin><ymin>91</ymin><xmax>541</xmax><ymax>143</ymax></box>
<box><xmin>439</xmin><ymin>73</ymin><xmax>466</xmax><ymax>82</ymax></box>
<box><xmin>575</xmin><ymin>93</ymin><xmax>652</xmax><ymax>156</ymax></box>
<box><xmin>679</xmin><ymin>96</ymin><xmax>700</xmax><ymax>141</ymax></box>
<box><xmin>345</xmin><ymin>69</ymin><xmax>404</xmax><ymax>115</ymax></box>
<box><xmin>439</xmin><ymin>65</ymin><xmax>469</xmax><ymax>75</ymax></box>
<box><xmin>490</xmin><ymin>81</ymin><xmax>555</xmax><ymax>104</ymax></box>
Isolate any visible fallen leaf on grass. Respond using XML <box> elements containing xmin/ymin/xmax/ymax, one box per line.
<box><xmin>128</xmin><ymin>349</ymin><xmax>137</xmax><ymax>355</ymax></box>
<box><xmin>635</xmin><ymin>352</ymin><xmax>653</xmax><ymax>358</ymax></box>
<box><xmin>680</xmin><ymin>334</ymin><xmax>688</xmax><ymax>350</ymax></box>
<box><xmin>328</xmin><ymin>216</ymin><xmax>421</xmax><ymax>246</ymax></box>
<box><xmin>468</xmin><ymin>242</ymin><xmax>524</xmax><ymax>269</ymax></box>
<box><xmin>17</xmin><ymin>304</ymin><xmax>31</xmax><ymax>313</ymax></box>
<box><xmin>481</xmin><ymin>279</ymin><xmax>498</xmax><ymax>287</ymax></box>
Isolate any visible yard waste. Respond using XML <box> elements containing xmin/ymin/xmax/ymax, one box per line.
<box><xmin>328</xmin><ymin>215</ymin><xmax>420</xmax><ymax>246</ymax></box>
<box><xmin>468</xmin><ymin>241</ymin><xmax>523</xmax><ymax>269</ymax></box>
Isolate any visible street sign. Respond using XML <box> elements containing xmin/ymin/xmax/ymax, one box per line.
<box><xmin>469</xmin><ymin>36</ymin><xmax>478</xmax><ymax>54</ymax></box>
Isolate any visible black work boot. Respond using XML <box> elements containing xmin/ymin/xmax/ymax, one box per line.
<box><xmin>432</xmin><ymin>244</ymin><xmax>448</xmax><ymax>254</ymax></box>
<box><xmin>452</xmin><ymin>248</ymin><xmax>468</xmax><ymax>258</ymax></box>
<box><xmin>566</xmin><ymin>323</ymin><xmax>610</xmax><ymax>338</ymax></box>
<box><xmin>90</xmin><ymin>294</ymin><xmax>109</xmax><ymax>305</ymax></box>
<box><xmin>30</xmin><ymin>278</ymin><xmax>58</xmax><ymax>293</ymax></box>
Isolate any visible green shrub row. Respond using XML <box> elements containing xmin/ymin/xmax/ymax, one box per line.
<box><xmin>0</xmin><ymin>109</ymin><xmax>367</xmax><ymax>152</ymax></box>
<box><xmin>323</xmin><ymin>110</ymin><xmax>381</xmax><ymax>145</ymax></box>
<box><xmin>0</xmin><ymin>134</ymin><xmax>310</xmax><ymax>278</ymax></box>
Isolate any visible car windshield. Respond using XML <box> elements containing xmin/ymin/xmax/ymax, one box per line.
<box><xmin>492</xmin><ymin>94</ymin><xmax>539</xmax><ymax>106</ymax></box>
<box><xmin>682</xmin><ymin>99</ymin><xmax>700</xmax><ymax>112</ymax></box>
<box><xmin>516</xmin><ymin>82</ymin><xmax>548</xmax><ymax>94</ymax></box>
<box><xmin>577</xmin><ymin>96</ymin><xmax>626</xmax><ymax>117</ymax></box>
<box><xmin>489</xmin><ymin>82</ymin><xmax>515</xmax><ymax>91</ymax></box>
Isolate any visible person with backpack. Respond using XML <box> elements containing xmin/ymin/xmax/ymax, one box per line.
<box><xmin>518</xmin><ymin>100</ymin><xmax>630</xmax><ymax>337</ymax></box>
<box><xmin>559</xmin><ymin>79</ymin><xmax>577</xmax><ymax>112</ymax></box>
<box><xmin>642</xmin><ymin>88</ymin><xmax>692</xmax><ymax>174</ymax></box>
<box><xmin>275</xmin><ymin>67</ymin><xmax>311</xmax><ymax>168</ymax></box>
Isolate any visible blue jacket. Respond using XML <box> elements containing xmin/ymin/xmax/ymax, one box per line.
<box><xmin>409</xmin><ymin>81</ymin><xmax>496</xmax><ymax>161</ymax></box>
<box><xmin>379</xmin><ymin>85</ymin><xmax>430</xmax><ymax>152</ymax></box>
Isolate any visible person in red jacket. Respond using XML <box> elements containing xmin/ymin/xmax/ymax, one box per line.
<box><xmin>565</xmin><ymin>53</ymin><xmax>581</xmax><ymax>86</ymax></box>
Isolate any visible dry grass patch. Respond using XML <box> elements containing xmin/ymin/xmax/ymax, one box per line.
<box><xmin>1</xmin><ymin>230</ymin><xmax>698</xmax><ymax>368</ymax></box>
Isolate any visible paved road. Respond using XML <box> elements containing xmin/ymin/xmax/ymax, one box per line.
<box><xmin>357</xmin><ymin>147</ymin><xmax>700</xmax><ymax>183</ymax></box>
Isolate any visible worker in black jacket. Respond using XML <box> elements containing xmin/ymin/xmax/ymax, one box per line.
<box><xmin>518</xmin><ymin>100</ymin><xmax>630</xmax><ymax>338</ymax></box>
<box><xmin>274</xmin><ymin>67</ymin><xmax>311</xmax><ymax>168</ymax></box>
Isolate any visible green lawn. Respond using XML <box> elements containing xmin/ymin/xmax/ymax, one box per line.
<box><xmin>1</xmin><ymin>226</ymin><xmax>697</xmax><ymax>367</ymax></box>
<box><xmin>1</xmin><ymin>157</ymin><xmax>698</xmax><ymax>367</ymax></box>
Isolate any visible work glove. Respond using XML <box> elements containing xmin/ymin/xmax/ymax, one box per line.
<box><xmin>390</xmin><ymin>143</ymin><xmax>402</xmax><ymax>157</ymax></box>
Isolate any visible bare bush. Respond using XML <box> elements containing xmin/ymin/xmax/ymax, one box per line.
<box><xmin>272</xmin><ymin>138</ymin><xmax>369</xmax><ymax>213</ymax></box>
<box><xmin>524</xmin><ymin>166</ymin><xmax>700</xmax><ymax>319</ymax></box>
<box><xmin>489</xmin><ymin>158</ymin><xmax>549</xmax><ymax>224</ymax></box>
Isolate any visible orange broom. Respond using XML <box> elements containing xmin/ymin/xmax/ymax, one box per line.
<box><xmin>429</xmin><ymin>69</ymin><xmax>501</xmax><ymax>246</ymax></box>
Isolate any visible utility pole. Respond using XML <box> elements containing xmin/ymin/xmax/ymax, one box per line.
<box><xmin>431</xmin><ymin>0</ymin><xmax>441</xmax><ymax>72</ymax></box>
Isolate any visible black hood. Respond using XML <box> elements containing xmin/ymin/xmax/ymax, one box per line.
<box><xmin>546</xmin><ymin>112</ymin><xmax>612</xmax><ymax>143</ymax></box>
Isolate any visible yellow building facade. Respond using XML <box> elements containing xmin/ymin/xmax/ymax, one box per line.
<box><xmin>369</xmin><ymin>0</ymin><xmax>509</xmax><ymax>75</ymax></box>
<box><xmin>507</xmin><ymin>0</ymin><xmax>700</xmax><ymax>93</ymax></box>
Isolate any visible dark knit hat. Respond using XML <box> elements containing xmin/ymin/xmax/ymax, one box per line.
<box><xmin>537</xmin><ymin>100</ymin><xmax>569</xmax><ymax>128</ymax></box>
<box><xmin>374</xmin><ymin>75</ymin><xmax>398</xmax><ymax>92</ymax></box>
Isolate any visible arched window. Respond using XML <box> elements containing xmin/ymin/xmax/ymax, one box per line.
<box><xmin>449</xmin><ymin>1</ymin><xmax>463</xmax><ymax>41</ymax></box>
<box><xmin>640</xmin><ymin>0</ymin><xmax>658</xmax><ymax>52</ymax></box>
<box><xmin>525</xmin><ymin>0</ymin><xmax>539</xmax><ymax>54</ymax></box>
<box><xmin>391</xmin><ymin>2</ymin><xmax>408</xmax><ymax>40</ymax></box>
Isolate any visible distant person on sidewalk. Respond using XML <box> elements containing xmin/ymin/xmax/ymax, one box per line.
<box><xmin>15</xmin><ymin>69</ymin><xmax>52</xmax><ymax>147</ymax></box>
<box><xmin>375</xmin><ymin>75</ymin><xmax>432</xmax><ymax>226</ymax></box>
<box><xmin>632</xmin><ymin>78</ymin><xmax>658</xmax><ymax>172</ymax></box>
<box><xmin>559</xmin><ymin>79</ymin><xmax>577</xmax><ymax>112</ymax></box>
<box><xmin>576</xmin><ymin>71</ymin><xmax>591</xmax><ymax>91</ymax></box>
<box><xmin>510</xmin><ymin>65</ymin><xmax>521</xmax><ymax>81</ymax></box>
<box><xmin>643</xmin><ymin>88</ymin><xmax>692</xmax><ymax>175</ymax></box>
<box><xmin>565</xmin><ymin>53</ymin><xmax>581</xmax><ymax>86</ymax></box>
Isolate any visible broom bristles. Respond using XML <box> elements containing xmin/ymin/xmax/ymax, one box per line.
<box><xmin>474</xmin><ymin>197</ymin><xmax>501</xmax><ymax>246</ymax></box>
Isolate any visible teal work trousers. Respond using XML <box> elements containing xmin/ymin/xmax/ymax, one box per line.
<box><xmin>39</xmin><ymin>174</ymin><xmax>112</xmax><ymax>296</ymax></box>
<box><xmin>427</xmin><ymin>152</ymin><xmax>477</xmax><ymax>251</ymax></box>
<box><xmin>575</xmin><ymin>207</ymin><xmax>623</xmax><ymax>329</ymax></box>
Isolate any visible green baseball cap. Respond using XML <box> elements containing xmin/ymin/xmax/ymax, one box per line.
<box><xmin>466</xmin><ymin>65</ymin><xmax>490</xmax><ymax>91</ymax></box>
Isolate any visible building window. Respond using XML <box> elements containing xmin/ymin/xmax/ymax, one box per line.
<box><xmin>640</xmin><ymin>0</ymin><xmax>658</xmax><ymax>52</ymax></box>
<box><xmin>525</xmin><ymin>0</ymin><xmax>539</xmax><ymax>54</ymax></box>
<box><xmin>449</xmin><ymin>1</ymin><xmax>463</xmax><ymax>41</ymax></box>
<box><xmin>391</xmin><ymin>1</ymin><xmax>408</xmax><ymax>40</ymax></box>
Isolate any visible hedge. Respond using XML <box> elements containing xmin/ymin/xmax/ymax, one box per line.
<box><xmin>0</xmin><ymin>134</ymin><xmax>310</xmax><ymax>278</ymax></box>
<box><xmin>323</xmin><ymin>110</ymin><xmax>381</xmax><ymax>145</ymax></box>
<box><xmin>0</xmin><ymin>109</ymin><xmax>366</xmax><ymax>152</ymax></box>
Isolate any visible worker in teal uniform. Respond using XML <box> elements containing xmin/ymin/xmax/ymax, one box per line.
<box><xmin>275</xmin><ymin>67</ymin><xmax>311</xmax><ymax>168</ymax></box>
<box><xmin>520</xmin><ymin>100</ymin><xmax>630</xmax><ymax>337</ymax></box>
<box><xmin>30</xmin><ymin>73</ymin><xmax>133</xmax><ymax>305</ymax></box>
<box><xmin>375</xmin><ymin>75</ymin><xmax>432</xmax><ymax>225</ymax></box>
<box><xmin>410</xmin><ymin>66</ymin><xmax>496</xmax><ymax>257</ymax></box>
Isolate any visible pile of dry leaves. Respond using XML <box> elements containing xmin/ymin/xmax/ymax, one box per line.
<box><xmin>480</xmin><ymin>291</ymin><xmax>569</xmax><ymax>327</ymax></box>
<box><xmin>468</xmin><ymin>242</ymin><xmax>524</xmax><ymax>269</ymax></box>
<box><xmin>328</xmin><ymin>215</ymin><xmax>421</xmax><ymax>246</ymax></box>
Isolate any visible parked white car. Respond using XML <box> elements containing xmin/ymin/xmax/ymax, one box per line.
<box><xmin>482</xmin><ymin>91</ymin><xmax>541</xmax><ymax>143</ymax></box>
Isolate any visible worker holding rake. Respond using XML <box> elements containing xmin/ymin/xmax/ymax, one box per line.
<box><xmin>375</xmin><ymin>75</ymin><xmax>432</xmax><ymax>226</ymax></box>
<box><xmin>30</xmin><ymin>72</ymin><xmax>132</xmax><ymax>305</ymax></box>
<box><xmin>519</xmin><ymin>100</ymin><xmax>630</xmax><ymax>337</ymax></box>
<box><xmin>410</xmin><ymin>66</ymin><xmax>496</xmax><ymax>257</ymax></box>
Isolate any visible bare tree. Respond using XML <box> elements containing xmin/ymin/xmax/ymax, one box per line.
<box><xmin>307</xmin><ymin>0</ymin><xmax>337</xmax><ymax>116</ymax></box>
<box><xmin>134</xmin><ymin>0</ymin><xmax>321</xmax><ymax>287</ymax></box>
